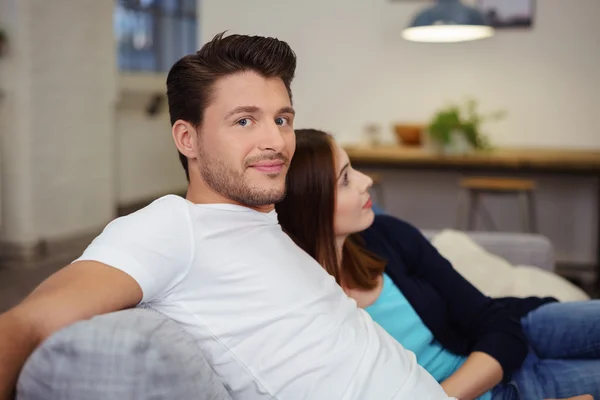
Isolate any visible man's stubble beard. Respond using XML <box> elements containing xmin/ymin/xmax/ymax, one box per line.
<box><xmin>197</xmin><ymin>147</ymin><xmax>288</xmax><ymax>207</ymax></box>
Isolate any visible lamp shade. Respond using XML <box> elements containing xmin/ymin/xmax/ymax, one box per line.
<box><xmin>402</xmin><ymin>0</ymin><xmax>494</xmax><ymax>43</ymax></box>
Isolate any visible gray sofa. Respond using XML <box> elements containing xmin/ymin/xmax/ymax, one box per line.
<box><xmin>16</xmin><ymin>231</ymin><xmax>554</xmax><ymax>400</ymax></box>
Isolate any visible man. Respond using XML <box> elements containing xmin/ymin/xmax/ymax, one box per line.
<box><xmin>0</xmin><ymin>33</ymin><xmax>452</xmax><ymax>400</ymax></box>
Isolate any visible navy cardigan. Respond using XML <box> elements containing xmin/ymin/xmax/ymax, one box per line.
<box><xmin>359</xmin><ymin>215</ymin><xmax>557</xmax><ymax>379</ymax></box>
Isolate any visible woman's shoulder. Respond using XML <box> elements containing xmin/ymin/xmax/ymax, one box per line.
<box><xmin>369</xmin><ymin>214</ymin><xmax>421</xmax><ymax>237</ymax></box>
<box><xmin>361</xmin><ymin>215</ymin><xmax>425</xmax><ymax>252</ymax></box>
<box><xmin>362</xmin><ymin>215</ymin><xmax>427</xmax><ymax>276</ymax></box>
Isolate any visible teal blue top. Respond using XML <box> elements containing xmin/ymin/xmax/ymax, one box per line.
<box><xmin>366</xmin><ymin>273</ymin><xmax>492</xmax><ymax>400</ymax></box>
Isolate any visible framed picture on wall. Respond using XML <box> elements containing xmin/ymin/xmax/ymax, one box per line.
<box><xmin>478</xmin><ymin>0</ymin><xmax>535</xmax><ymax>29</ymax></box>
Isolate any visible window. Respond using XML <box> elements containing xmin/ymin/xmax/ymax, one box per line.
<box><xmin>114</xmin><ymin>0</ymin><xmax>197</xmax><ymax>73</ymax></box>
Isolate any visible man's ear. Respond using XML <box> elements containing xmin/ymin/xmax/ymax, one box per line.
<box><xmin>172</xmin><ymin>120</ymin><xmax>198</xmax><ymax>159</ymax></box>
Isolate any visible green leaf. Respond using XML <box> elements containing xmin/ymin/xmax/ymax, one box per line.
<box><xmin>426</xmin><ymin>98</ymin><xmax>505</xmax><ymax>150</ymax></box>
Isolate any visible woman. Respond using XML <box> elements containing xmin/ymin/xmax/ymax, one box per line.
<box><xmin>276</xmin><ymin>128</ymin><xmax>600</xmax><ymax>400</ymax></box>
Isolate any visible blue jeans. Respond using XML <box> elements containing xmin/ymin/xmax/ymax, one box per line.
<box><xmin>492</xmin><ymin>300</ymin><xmax>600</xmax><ymax>399</ymax></box>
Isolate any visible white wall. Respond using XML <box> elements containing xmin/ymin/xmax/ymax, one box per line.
<box><xmin>201</xmin><ymin>0</ymin><xmax>600</xmax><ymax>149</ymax></box>
<box><xmin>0</xmin><ymin>0</ymin><xmax>597</xmax><ymax>263</ymax></box>
<box><xmin>0</xmin><ymin>0</ymin><xmax>36</xmax><ymax>246</ymax></box>
<box><xmin>0</xmin><ymin>0</ymin><xmax>184</xmax><ymax>249</ymax></box>
<box><xmin>201</xmin><ymin>0</ymin><xmax>600</xmax><ymax>264</ymax></box>
<box><xmin>30</xmin><ymin>0</ymin><xmax>117</xmax><ymax>239</ymax></box>
<box><xmin>117</xmin><ymin>0</ymin><xmax>600</xmax><ymax>210</ymax></box>
<box><xmin>115</xmin><ymin>96</ymin><xmax>187</xmax><ymax>205</ymax></box>
<box><xmin>0</xmin><ymin>0</ymin><xmax>117</xmax><ymax>245</ymax></box>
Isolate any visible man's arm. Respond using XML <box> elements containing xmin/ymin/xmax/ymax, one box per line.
<box><xmin>0</xmin><ymin>261</ymin><xmax>142</xmax><ymax>400</ymax></box>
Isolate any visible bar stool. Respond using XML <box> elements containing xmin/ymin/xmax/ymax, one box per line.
<box><xmin>365</xmin><ymin>172</ymin><xmax>385</xmax><ymax>210</ymax></box>
<box><xmin>457</xmin><ymin>177</ymin><xmax>538</xmax><ymax>232</ymax></box>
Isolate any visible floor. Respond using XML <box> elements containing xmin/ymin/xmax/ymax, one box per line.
<box><xmin>0</xmin><ymin>199</ymin><xmax>159</xmax><ymax>313</ymax></box>
<box><xmin>0</xmin><ymin>253</ymin><xmax>74</xmax><ymax>313</ymax></box>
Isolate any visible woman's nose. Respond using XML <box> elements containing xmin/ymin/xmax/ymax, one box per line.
<box><xmin>361</xmin><ymin>172</ymin><xmax>373</xmax><ymax>192</ymax></box>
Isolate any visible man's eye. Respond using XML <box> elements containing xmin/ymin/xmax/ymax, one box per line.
<box><xmin>275</xmin><ymin>117</ymin><xmax>288</xmax><ymax>126</ymax></box>
<box><xmin>238</xmin><ymin>118</ymin><xmax>250</xmax><ymax>127</ymax></box>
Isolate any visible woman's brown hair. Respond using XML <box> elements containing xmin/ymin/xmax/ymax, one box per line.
<box><xmin>276</xmin><ymin>129</ymin><xmax>385</xmax><ymax>290</ymax></box>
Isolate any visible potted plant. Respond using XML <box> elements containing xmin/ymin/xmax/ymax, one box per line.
<box><xmin>427</xmin><ymin>98</ymin><xmax>505</xmax><ymax>155</ymax></box>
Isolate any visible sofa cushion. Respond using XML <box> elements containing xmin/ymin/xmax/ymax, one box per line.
<box><xmin>17</xmin><ymin>307</ymin><xmax>232</xmax><ymax>400</ymax></box>
<box><xmin>430</xmin><ymin>229</ymin><xmax>590</xmax><ymax>302</ymax></box>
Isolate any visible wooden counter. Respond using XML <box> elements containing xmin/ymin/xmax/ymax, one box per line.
<box><xmin>345</xmin><ymin>145</ymin><xmax>600</xmax><ymax>291</ymax></box>
<box><xmin>344</xmin><ymin>145</ymin><xmax>600</xmax><ymax>173</ymax></box>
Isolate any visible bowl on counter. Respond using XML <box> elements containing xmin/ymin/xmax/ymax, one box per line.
<box><xmin>393</xmin><ymin>123</ymin><xmax>425</xmax><ymax>147</ymax></box>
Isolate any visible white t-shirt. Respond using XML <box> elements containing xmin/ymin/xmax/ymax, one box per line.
<box><xmin>75</xmin><ymin>195</ymin><xmax>453</xmax><ymax>400</ymax></box>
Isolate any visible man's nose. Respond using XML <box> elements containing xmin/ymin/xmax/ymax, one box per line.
<box><xmin>258</xmin><ymin>121</ymin><xmax>286</xmax><ymax>152</ymax></box>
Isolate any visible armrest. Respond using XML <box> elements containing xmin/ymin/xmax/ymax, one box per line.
<box><xmin>17</xmin><ymin>308</ymin><xmax>232</xmax><ymax>400</ymax></box>
<box><xmin>422</xmin><ymin>230</ymin><xmax>555</xmax><ymax>273</ymax></box>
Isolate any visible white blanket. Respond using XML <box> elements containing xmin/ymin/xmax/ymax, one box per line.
<box><xmin>430</xmin><ymin>229</ymin><xmax>590</xmax><ymax>302</ymax></box>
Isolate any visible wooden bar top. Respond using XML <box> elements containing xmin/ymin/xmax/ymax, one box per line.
<box><xmin>344</xmin><ymin>145</ymin><xmax>600</xmax><ymax>172</ymax></box>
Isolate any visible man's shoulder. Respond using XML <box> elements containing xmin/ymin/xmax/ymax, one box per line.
<box><xmin>146</xmin><ymin>194</ymin><xmax>189</xmax><ymax>210</ymax></box>
<box><xmin>106</xmin><ymin>194</ymin><xmax>192</xmax><ymax>233</ymax></box>
<box><xmin>130</xmin><ymin>194</ymin><xmax>190</xmax><ymax>218</ymax></box>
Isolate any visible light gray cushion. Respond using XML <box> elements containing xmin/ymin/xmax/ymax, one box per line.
<box><xmin>17</xmin><ymin>307</ymin><xmax>232</xmax><ymax>400</ymax></box>
<box><xmin>422</xmin><ymin>230</ymin><xmax>555</xmax><ymax>272</ymax></box>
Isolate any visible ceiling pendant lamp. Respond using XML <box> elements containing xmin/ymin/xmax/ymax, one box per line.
<box><xmin>402</xmin><ymin>0</ymin><xmax>494</xmax><ymax>43</ymax></box>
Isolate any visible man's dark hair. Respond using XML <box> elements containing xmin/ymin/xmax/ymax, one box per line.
<box><xmin>166</xmin><ymin>32</ymin><xmax>297</xmax><ymax>181</ymax></box>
